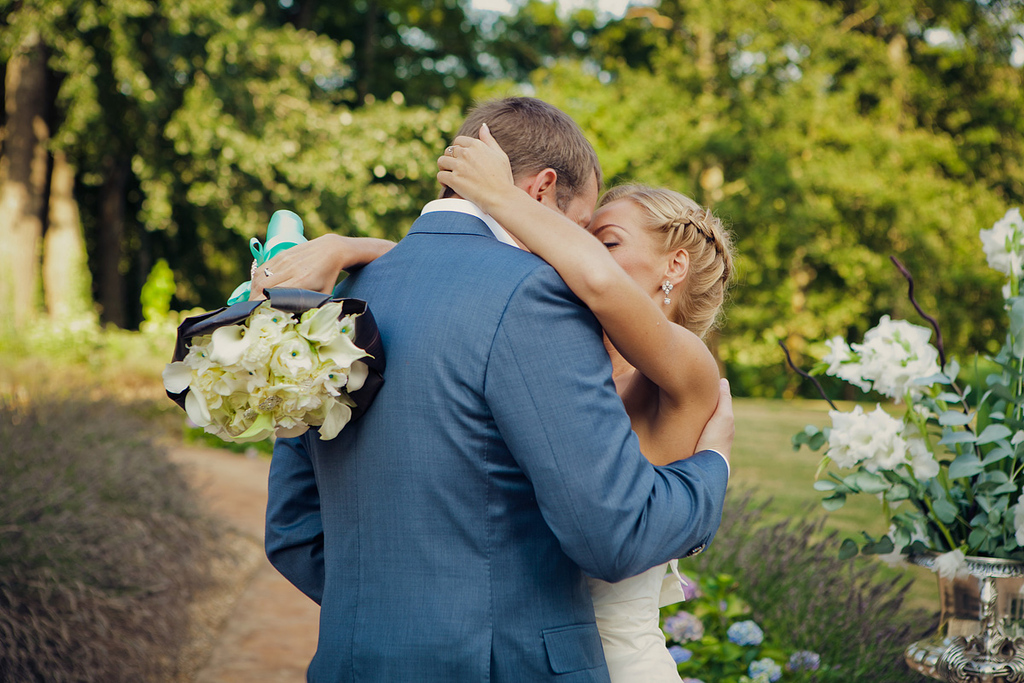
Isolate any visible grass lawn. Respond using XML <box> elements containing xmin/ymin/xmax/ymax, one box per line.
<box><xmin>730</xmin><ymin>396</ymin><xmax>939</xmax><ymax>613</ymax></box>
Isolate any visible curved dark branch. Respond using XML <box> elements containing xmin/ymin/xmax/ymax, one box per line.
<box><xmin>779</xmin><ymin>340</ymin><xmax>838</xmax><ymax>410</ymax></box>
<box><xmin>890</xmin><ymin>256</ymin><xmax>946</xmax><ymax>368</ymax></box>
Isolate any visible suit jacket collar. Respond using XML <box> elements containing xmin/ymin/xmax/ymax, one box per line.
<box><xmin>412</xmin><ymin>199</ymin><xmax>519</xmax><ymax>247</ymax></box>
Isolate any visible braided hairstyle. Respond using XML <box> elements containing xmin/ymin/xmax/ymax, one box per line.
<box><xmin>600</xmin><ymin>184</ymin><xmax>734</xmax><ymax>339</ymax></box>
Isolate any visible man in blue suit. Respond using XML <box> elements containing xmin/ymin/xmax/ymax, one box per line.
<box><xmin>265</xmin><ymin>97</ymin><xmax>732</xmax><ymax>682</ymax></box>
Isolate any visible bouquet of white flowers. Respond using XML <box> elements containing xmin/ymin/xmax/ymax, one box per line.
<box><xmin>163</xmin><ymin>288</ymin><xmax>384</xmax><ymax>443</ymax></box>
<box><xmin>788</xmin><ymin>208</ymin><xmax>1024</xmax><ymax>577</ymax></box>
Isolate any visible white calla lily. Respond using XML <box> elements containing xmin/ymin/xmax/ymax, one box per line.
<box><xmin>347</xmin><ymin>360</ymin><xmax>369</xmax><ymax>392</ymax></box>
<box><xmin>318</xmin><ymin>399</ymin><xmax>353</xmax><ymax>440</ymax></box>
<box><xmin>208</xmin><ymin>324</ymin><xmax>254</xmax><ymax>366</ymax></box>
<box><xmin>319</xmin><ymin>332</ymin><xmax>369</xmax><ymax>369</ymax></box>
<box><xmin>163</xmin><ymin>361</ymin><xmax>192</xmax><ymax>394</ymax></box>
<box><xmin>185</xmin><ymin>388</ymin><xmax>213</xmax><ymax>427</ymax></box>
<box><xmin>298</xmin><ymin>302</ymin><xmax>345</xmax><ymax>343</ymax></box>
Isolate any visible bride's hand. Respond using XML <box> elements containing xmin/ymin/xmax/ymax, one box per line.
<box><xmin>694</xmin><ymin>379</ymin><xmax>734</xmax><ymax>465</ymax></box>
<box><xmin>249</xmin><ymin>234</ymin><xmax>348</xmax><ymax>299</ymax></box>
<box><xmin>437</xmin><ymin>123</ymin><xmax>520</xmax><ymax>213</ymax></box>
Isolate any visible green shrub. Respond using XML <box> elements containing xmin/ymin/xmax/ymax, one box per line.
<box><xmin>684</xmin><ymin>493</ymin><xmax>935</xmax><ymax>682</ymax></box>
<box><xmin>0</xmin><ymin>387</ymin><xmax>212</xmax><ymax>682</ymax></box>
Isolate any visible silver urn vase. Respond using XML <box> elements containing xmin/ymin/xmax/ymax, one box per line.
<box><xmin>904</xmin><ymin>554</ymin><xmax>1024</xmax><ymax>682</ymax></box>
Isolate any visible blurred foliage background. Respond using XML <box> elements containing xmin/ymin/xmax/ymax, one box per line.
<box><xmin>1</xmin><ymin>0</ymin><xmax>1022</xmax><ymax>396</ymax></box>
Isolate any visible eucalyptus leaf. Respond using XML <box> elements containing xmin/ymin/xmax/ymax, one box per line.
<box><xmin>822</xmin><ymin>493</ymin><xmax>847</xmax><ymax>511</ymax></box>
<box><xmin>940</xmin><ymin>429</ymin><xmax>978</xmax><ymax>446</ymax></box>
<box><xmin>969</xmin><ymin>527</ymin><xmax>990</xmax><ymax>548</ymax></box>
<box><xmin>936</xmin><ymin>392</ymin><xmax>963</xmax><ymax>403</ymax></box>
<box><xmin>862</xmin><ymin>536</ymin><xmax>895</xmax><ymax>555</ymax></box>
<box><xmin>939</xmin><ymin>410</ymin><xmax>974</xmax><ymax>427</ymax></box>
<box><xmin>838</xmin><ymin>539</ymin><xmax>859</xmax><ymax>560</ymax></box>
<box><xmin>982</xmin><ymin>446</ymin><xmax>1014</xmax><ymax>465</ymax></box>
<box><xmin>993</xmin><ymin>482</ymin><xmax>1019</xmax><ymax>495</ymax></box>
<box><xmin>932</xmin><ymin>498</ymin><xmax>958</xmax><ymax>524</ymax></box>
<box><xmin>945</xmin><ymin>360</ymin><xmax>961</xmax><ymax>382</ymax></box>
<box><xmin>948</xmin><ymin>454</ymin><xmax>985</xmax><ymax>479</ymax></box>
<box><xmin>850</xmin><ymin>470</ymin><xmax>889</xmax><ymax>494</ymax></box>
<box><xmin>808</xmin><ymin>431</ymin><xmax>828</xmax><ymax>451</ymax></box>
<box><xmin>1011</xmin><ymin>297</ymin><xmax>1024</xmax><ymax>337</ymax></box>
<box><xmin>885</xmin><ymin>484</ymin><xmax>910</xmax><ymax>501</ymax></box>
<box><xmin>977</xmin><ymin>424</ymin><xmax>1014</xmax><ymax>445</ymax></box>
<box><xmin>813</xmin><ymin>480</ymin><xmax>838</xmax><ymax>491</ymax></box>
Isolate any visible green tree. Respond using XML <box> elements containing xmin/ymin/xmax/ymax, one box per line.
<box><xmin>511</xmin><ymin>0</ymin><xmax>1021</xmax><ymax>394</ymax></box>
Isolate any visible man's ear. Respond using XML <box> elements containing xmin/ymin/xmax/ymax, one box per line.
<box><xmin>666</xmin><ymin>248</ymin><xmax>690</xmax><ymax>288</ymax></box>
<box><xmin>519</xmin><ymin>168</ymin><xmax>559</xmax><ymax>207</ymax></box>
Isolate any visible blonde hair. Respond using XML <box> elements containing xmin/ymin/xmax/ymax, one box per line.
<box><xmin>600</xmin><ymin>185</ymin><xmax>734</xmax><ymax>338</ymax></box>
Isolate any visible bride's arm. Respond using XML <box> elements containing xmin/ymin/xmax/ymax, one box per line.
<box><xmin>437</xmin><ymin>126</ymin><xmax>719</xmax><ymax>411</ymax></box>
<box><xmin>250</xmin><ymin>234</ymin><xmax>395</xmax><ymax>299</ymax></box>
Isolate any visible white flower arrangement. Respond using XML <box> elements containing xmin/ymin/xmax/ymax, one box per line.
<box><xmin>163</xmin><ymin>300</ymin><xmax>372</xmax><ymax>442</ymax></box>
<box><xmin>790</xmin><ymin>208</ymin><xmax>1024</xmax><ymax>564</ymax></box>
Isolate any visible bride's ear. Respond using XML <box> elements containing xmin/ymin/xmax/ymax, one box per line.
<box><xmin>665</xmin><ymin>248</ymin><xmax>689</xmax><ymax>288</ymax></box>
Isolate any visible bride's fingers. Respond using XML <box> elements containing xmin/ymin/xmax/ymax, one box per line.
<box><xmin>437</xmin><ymin>155</ymin><xmax>457</xmax><ymax>171</ymax></box>
<box><xmin>452</xmin><ymin>135</ymin><xmax>479</xmax><ymax>149</ymax></box>
<box><xmin>479</xmin><ymin>122</ymin><xmax>504</xmax><ymax>154</ymax></box>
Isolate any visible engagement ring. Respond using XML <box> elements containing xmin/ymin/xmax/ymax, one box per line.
<box><xmin>445</xmin><ymin>146</ymin><xmax>456</xmax><ymax>157</ymax></box>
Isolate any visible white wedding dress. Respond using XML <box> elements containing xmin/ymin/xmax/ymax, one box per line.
<box><xmin>587</xmin><ymin>560</ymin><xmax>687</xmax><ymax>682</ymax></box>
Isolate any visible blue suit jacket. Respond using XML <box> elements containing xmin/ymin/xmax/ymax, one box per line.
<box><xmin>265</xmin><ymin>210</ymin><xmax>729</xmax><ymax>682</ymax></box>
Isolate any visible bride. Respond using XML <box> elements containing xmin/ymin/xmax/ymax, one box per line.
<box><xmin>254</xmin><ymin>125</ymin><xmax>734</xmax><ymax>681</ymax></box>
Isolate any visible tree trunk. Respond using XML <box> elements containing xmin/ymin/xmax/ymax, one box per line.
<box><xmin>43</xmin><ymin>150</ymin><xmax>94</xmax><ymax>324</ymax></box>
<box><xmin>0</xmin><ymin>33</ymin><xmax>50</xmax><ymax>331</ymax></box>
<box><xmin>356</xmin><ymin>0</ymin><xmax>379</xmax><ymax>105</ymax></box>
<box><xmin>97</xmin><ymin>155</ymin><xmax>129</xmax><ymax>328</ymax></box>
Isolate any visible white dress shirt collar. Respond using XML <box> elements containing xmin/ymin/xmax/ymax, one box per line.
<box><xmin>420</xmin><ymin>198</ymin><xmax>519</xmax><ymax>249</ymax></box>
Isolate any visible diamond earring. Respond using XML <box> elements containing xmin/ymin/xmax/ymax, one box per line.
<box><xmin>662</xmin><ymin>280</ymin><xmax>673</xmax><ymax>305</ymax></box>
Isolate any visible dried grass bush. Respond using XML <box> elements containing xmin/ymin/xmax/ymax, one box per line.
<box><xmin>0</xmin><ymin>387</ymin><xmax>211</xmax><ymax>682</ymax></box>
<box><xmin>688</xmin><ymin>491</ymin><xmax>936</xmax><ymax>682</ymax></box>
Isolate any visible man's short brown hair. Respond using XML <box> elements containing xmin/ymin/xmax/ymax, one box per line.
<box><xmin>442</xmin><ymin>97</ymin><xmax>602</xmax><ymax>210</ymax></box>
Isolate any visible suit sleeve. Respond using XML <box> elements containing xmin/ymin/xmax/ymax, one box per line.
<box><xmin>265</xmin><ymin>435</ymin><xmax>325</xmax><ymax>604</ymax></box>
<box><xmin>483</xmin><ymin>266</ymin><xmax>729</xmax><ymax>583</ymax></box>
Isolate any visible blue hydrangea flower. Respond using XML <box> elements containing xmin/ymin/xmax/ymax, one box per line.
<box><xmin>749</xmin><ymin>657</ymin><xmax>783</xmax><ymax>682</ymax></box>
<box><xmin>668</xmin><ymin>646</ymin><xmax>692</xmax><ymax>664</ymax></box>
<box><xmin>727</xmin><ymin>620</ymin><xmax>764</xmax><ymax>646</ymax></box>
<box><xmin>787</xmin><ymin>649</ymin><xmax>822</xmax><ymax>671</ymax></box>
<box><xmin>663</xmin><ymin>611</ymin><xmax>705</xmax><ymax>643</ymax></box>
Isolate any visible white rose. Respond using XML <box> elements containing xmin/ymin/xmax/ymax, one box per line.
<box><xmin>934</xmin><ymin>549</ymin><xmax>968</xmax><ymax>580</ymax></box>
<box><xmin>826</xmin><ymin>404</ymin><xmax>906</xmax><ymax>473</ymax></box>
<box><xmin>980</xmin><ymin>208</ymin><xmax>1024</xmax><ymax>278</ymax></box>
<box><xmin>853</xmin><ymin>316</ymin><xmax>941</xmax><ymax>401</ymax></box>
<box><xmin>270</xmin><ymin>333</ymin><xmax>317</xmax><ymax>379</ymax></box>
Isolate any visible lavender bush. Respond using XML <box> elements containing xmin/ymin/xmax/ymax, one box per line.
<box><xmin>681</xmin><ymin>492</ymin><xmax>933</xmax><ymax>682</ymax></box>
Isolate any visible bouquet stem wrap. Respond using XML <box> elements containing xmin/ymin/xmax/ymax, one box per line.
<box><xmin>165</xmin><ymin>288</ymin><xmax>385</xmax><ymax>441</ymax></box>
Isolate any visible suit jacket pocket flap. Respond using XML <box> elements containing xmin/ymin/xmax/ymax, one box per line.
<box><xmin>541</xmin><ymin>623</ymin><xmax>604</xmax><ymax>674</ymax></box>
